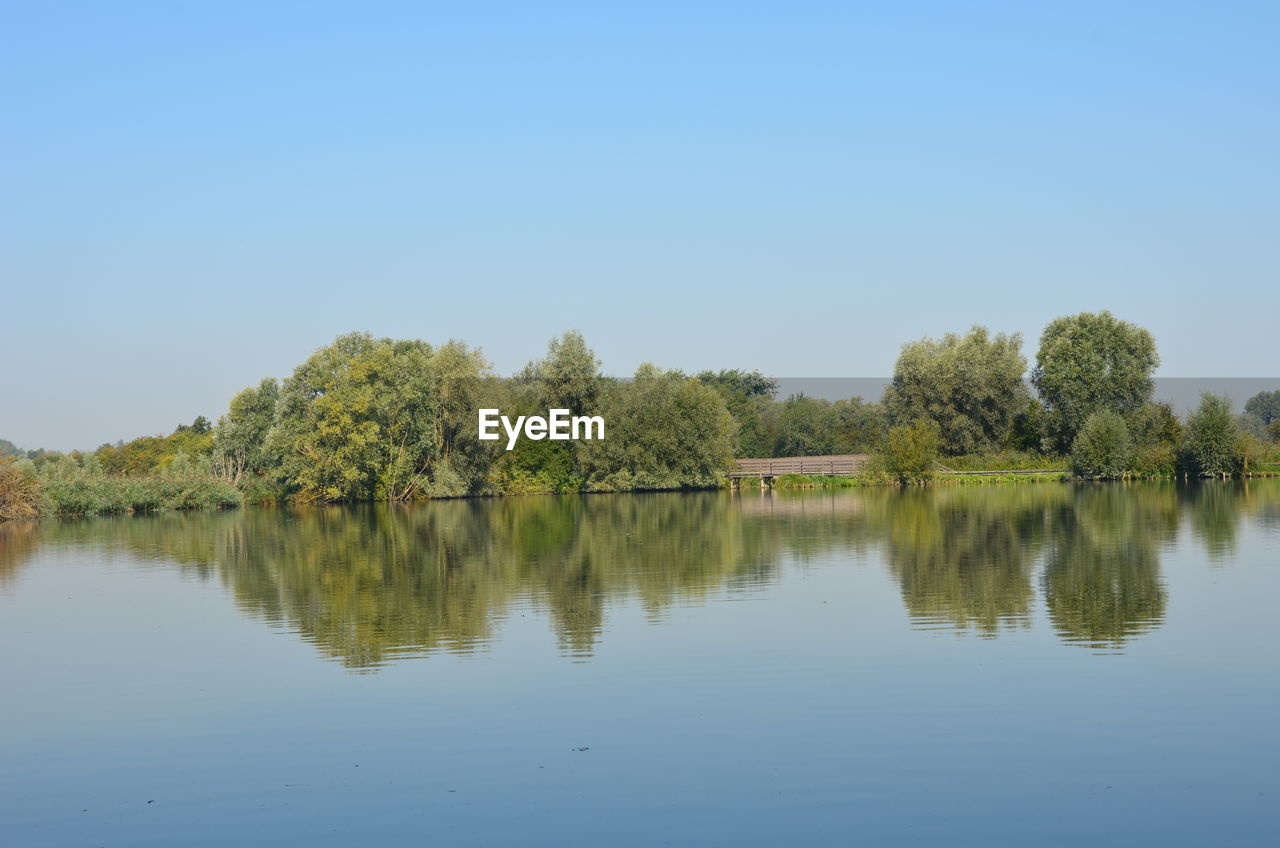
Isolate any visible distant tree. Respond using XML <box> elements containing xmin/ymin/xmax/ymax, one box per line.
<box><xmin>1008</xmin><ymin>399</ymin><xmax>1046</xmax><ymax>451</ymax></box>
<box><xmin>1126</xmin><ymin>401</ymin><xmax>1183</xmax><ymax>449</ymax></box>
<box><xmin>695</xmin><ymin>369</ymin><xmax>778</xmax><ymax>400</ymax></box>
<box><xmin>881</xmin><ymin>420</ymin><xmax>939</xmax><ymax>483</ymax></box>
<box><xmin>212</xmin><ymin>379</ymin><xmax>280</xmax><ymax>486</ymax></box>
<box><xmin>1071</xmin><ymin>411</ymin><xmax>1134</xmax><ymax>479</ymax></box>
<box><xmin>0</xmin><ymin>439</ymin><xmax>21</xmax><ymax>458</ymax></box>
<box><xmin>579</xmin><ymin>364</ymin><xmax>735</xmax><ymax>491</ymax></box>
<box><xmin>1183</xmin><ymin>393</ymin><xmax>1239</xmax><ymax>477</ymax></box>
<box><xmin>1032</xmin><ymin>311</ymin><xmax>1159</xmax><ymax>452</ymax></box>
<box><xmin>884</xmin><ymin>326</ymin><xmax>1028</xmax><ymax>455</ymax></box>
<box><xmin>774</xmin><ymin>395</ymin><xmax>835</xmax><ymax>457</ymax></box>
<box><xmin>1244</xmin><ymin>390</ymin><xmax>1280</xmax><ymax>426</ymax></box>
<box><xmin>525</xmin><ymin>330</ymin><xmax>601</xmax><ymax>414</ymax></box>
<box><xmin>697</xmin><ymin>369</ymin><xmax>779</xmax><ymax>458</ymax></box>
<box><xmin>830</xmin><ymin>397</ymin><xmax>886</xmax><ymax>454</ymax></box>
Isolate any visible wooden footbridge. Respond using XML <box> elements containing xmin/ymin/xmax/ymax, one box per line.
<box><xmin>730</xmin><ymin>455</ymin><xmax>869</xmax><ymax>484</ymax></box>
<box><xmin>730</xmin><ymin>455</ymin><xmax>1067</xmax><ymax>486</ymax></box>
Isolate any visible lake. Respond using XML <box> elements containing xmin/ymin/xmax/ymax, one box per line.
<box><xmin>2</xmin><ymin>482</ymin><xmax>1278</xmax><ymax>846</ymax></box>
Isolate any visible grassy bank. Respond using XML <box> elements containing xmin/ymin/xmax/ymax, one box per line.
<box><xmin>0</xmin><ymin>456</ymin><xmax>242</xmax><ymax>520</ymax></box>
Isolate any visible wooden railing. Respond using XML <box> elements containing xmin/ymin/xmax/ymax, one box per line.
<box><xmin>730</xmin><ymin>455</ymin><xmax>869</xmax><ymax>478</ymax></box>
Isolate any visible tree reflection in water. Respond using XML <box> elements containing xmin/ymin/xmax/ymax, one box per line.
<box><xmin>2</xmin><ymin>480</ymin><xmax>1274</xmax><ymax>668</ymax></box>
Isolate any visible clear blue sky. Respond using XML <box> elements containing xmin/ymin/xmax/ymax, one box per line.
<box><xmin>2</xmin><ymin>1</ymin><xmax>1277</xmax><ymax>449</ymax></box>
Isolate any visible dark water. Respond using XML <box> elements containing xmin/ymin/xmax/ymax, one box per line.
<box><xmin>2</xmin><ymin>482</ymin><xmax>1278</xmax><ymax>846</ymax></box>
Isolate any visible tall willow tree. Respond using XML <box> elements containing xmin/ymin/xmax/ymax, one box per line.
<box><xmin>883</xmin><ymin>326</ymin><xmax>1028</xmax><ymax>455</ymax></box>
<box><xmin>1032</xmin><ymin>311</ymin><xmax>1159</xmax><ymax>452</ymax></box>
<box><xmin>266</xmin><ymin>333</ymin><xmax>496</xmax><ymax>501</ymax></box>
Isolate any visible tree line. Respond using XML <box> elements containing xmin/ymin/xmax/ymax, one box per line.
<box><xmin>3</xmin><ymin>312</ymin><xmax>1280</xmax><ymax>516</ymax></box>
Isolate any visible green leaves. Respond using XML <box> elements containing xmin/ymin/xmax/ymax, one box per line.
<box><xmin>1071</xmin><ymin>410</ymin><xmax>1134</xmax><ymax>479</ymax></box>
<box><xmin>1032</xmin><ymin>312</ymin><xmax>1159</xmax><ymax>452</ymax></box>
<box><xmin>884</xmin><ymin>325</ymin><xmax>1028</xmax><ymax>455</ymax></box>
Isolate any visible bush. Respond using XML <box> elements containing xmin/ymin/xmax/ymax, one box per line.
<box><xmin>0</xmin><ymin>458</ymin><xmax>46</xmax><ymax>519</ymax></box>
<box><xmin>1132</xmin><ymin>443</ymin><xmax>1177</xmax><ymax>477</ymax></box>
<box><xmin>1183</xmin><ymin>393</ymin><xmax>1240</xmax><ymax>477</ymax></box>
<box><xmin>30</xmin><ymin>454</ymin><xmax>242</xmax><ymax>517</ymax></box>
<box><xmin>1071</xmin><ymin>411</ymin><xmax>1134</xmax><ymax>479</ymax></box>
<box><xmin>880</xmin><ymin>420</ymin><xmax>939</xmax><ymax>483</ymax></box>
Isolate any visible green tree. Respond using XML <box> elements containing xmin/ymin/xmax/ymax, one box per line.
<box><xmin>266</xmin><ymin>333</ymin><xmax>494</xmax><ymax>502</ymax></box>
<box><xmin>774</xmin><ymin>394</ymin><xmax>836</xmax><ymax>456</ymax></box>
<box><xmin>1071</xmin><ymin>410</ymin><xmax>1134</xmax><ymax>479</ymax></box>
<box><xmin>579</xmin><ymin>364</ymin><xmax>735</xmax><ymax>490</ymax></box>
<box><xmin>1244</xmin><ymin>390</ymin><xmax>1280</xmax><ymax>426</ymax></box>
<box><xmin>1183</xmin><ymin>393</ymin><xmax>1239</xmax><ymax>477</ymax></box>
<box><xmin>883</xmin><ymin>326</ymin><xmax>1028</xmax><ymax>455</ymax></box>
<box><xmin>212</xmin><ymin>379</ymin><xmax>280</xmax><ymax>486</ymax></box>
<box><xmin>1031</xmin><ymin>311</ymin><xmax>1160</xmax><ymax>451</ymax></box>
<box><xmin>696</xmin><ymin>369</ymin><xmax>778</xmax><ymax>458</ymax></box>
<box><xmin>881</xmin><ymin>420</ymin><xmax>939</xmax><ymax>483</ymax></box>
<box><xmin>524</xmin><ymin>330</ymin><xmax>601</xmax><ymax>413</ymax></box>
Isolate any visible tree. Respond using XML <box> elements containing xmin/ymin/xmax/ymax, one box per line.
<box><xmin>883</xmin><ymin>326</ymin><xmax>1028</xmax><ymax>455</ymax></box>
<box><xmin>1183</xmin><ymin>393</ymin><xmax>1239</xmax><ymax>477</ymax></box>
<box><xmin>1244</xmin><ymin>390</ymin><xmax>1280</xmax><ymax>426</ymax></box>
<box><xmin>774</xmin><ymin>394</ymin><xmax>836</xmax><ymax>457</ymax></box>
<box><xmin>265</xmin><ymin>333</ymin><xmax>494</xmax><ymax>501</ymax></box>
<box><xmin>1125</xmin><ymin>401</ymin><xmax>1182</xmax><ymax>449</ymax></box>
<box><xmin>1071</xmin><ymin>410</ymin><xmax>1134</xmax><ymax>479</ymax></box>
<box><xmin>579</xmin><ymin>364</ymin><xmax>735</xmax><ymax>490</ymax></box>
<box><xmin>1031</xmin><ymin>311</ymin><xmax>1159</xmax><ymax>452</ymax></box>
<box><xmin>211</xmin><ymin>379</ymin><xmax>280</xmax><ymax>486</ymax></box>
<box><xmin>524</xmin><ymin>330</ymin><xmax>601</xmax><ymax>413</ymax></box>
<box><xmin>881</xmin><ymin>420</ymin><xmax>939</xmax><ymax>483</ymax></box>
<box><xmin>697</xmin><ymin>369</ymin><xmax>779</xmax><ymax>458</ymax></box>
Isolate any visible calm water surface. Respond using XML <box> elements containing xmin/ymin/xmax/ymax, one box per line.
<box><xmin>2</xmin><ymin>482</ymin><xmax>1278</xmax><ymax>846</ymax></box>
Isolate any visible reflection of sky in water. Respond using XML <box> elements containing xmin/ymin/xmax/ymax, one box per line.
<box><xmin>1</xmin><ymin>481</ymin><xmax>1278</xmax><ymax>846</ymax></box>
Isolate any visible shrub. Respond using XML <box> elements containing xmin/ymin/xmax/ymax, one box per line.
<box><xmin>0</xmin><ymin>458</ymin><xmax>45</xmax><ymax>520</ymax></box>
<box><xmin>1183</xmin><ymin>393</ymin><xmax>1240</xmax><ymax>477</ymax></box>
<box><xmin>881</xmin><ymin>420</ymin><xmax>939</xmax><ymax>483</ymax></box>
<box><xmin>1071</xmin><ymin>411</ymin><xmax>1134</xmax><ymax>479</ymax></box>
<box><xmin>1132</xmin><ymin>443</ymin><xmax>1177</xmax><ymax>477</ymax></box>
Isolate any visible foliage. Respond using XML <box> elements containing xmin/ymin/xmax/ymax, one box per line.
<box><xmin>523</xmin><ymin>330</ymin><xmax>602</xmax><ymax>413</ymax></box>
<box><xmin>0</xmin><ymin>439</ymin><xmax>23</xmax><ymax>458</ymax></box>
<box><xmin>0</xmin><ymin>458</ymin><xmax>46</xmax><ymax>519</ymax></box>
<box><xmin>1008</xmin><ymin>399</ymin><xmax>1046</xmax><ymax>451</ymax></box>
<box><xmin>1070</xmin><ymin>411</ymin><xmax>1134</xmax><ymax>479</ymax></box>
<box><xmin>1182</xmin><ymin>393</ymin><xmax>1240</xmax><ymax>477</ymax></box>
<box><xmin>579</xmin><ymin>364</ymin><xmax>735</xmax><ymax>491</ymax></box>
<box><xmin>27</xmin><ymin>453</ymin><xmax>241</xmax><ymax>517</ymax></box>
<box><xmin>1126</xmin><ymin>401</ymin><xmax>1182</xmax><ymax>449</ymax></box>
<box><xmin>697</xmin><ymin>369</ymin><xmax>779</xmax><ymax>458</ymax></box>
<box><xmin>1244</xmin><ymin>390</ymin><xmax>1280</xmax><ymax>426</ymax></box>
<box><xmin>883</xmin><ymin>325</ymin><xmax>1028</xmax><ymax>455</ymax></box>
<box><xmin>1270</xmin><ymin>421</ymin><xmax>1280</xmax><ymax>443</ymax></box>
<box><xmin>880</xmin><ymin>420</ymin><xmax>940</xmax><ymax>483</ymax></box>
<box><xmin>96</xmin><ymin>418</ymin><xmax>215</xmax><ymax>475</ymax></box>
<box><xmin>266</xmin><ymin>333</ymin><xmax>498</xmax><ymax>501</ymax></box>
<box><xmin>1031</xmin><ymin>311</ymin><xmax>1159</xmax><ymax>452</ymax></box>
<box><xmin>941</xmin><ymin>450</ymin><xmax>1064</xmax><ymax>471</ymax></box>
<box><xmin>212</xmin><ymin>378</ymin><xmax>279</xmax><ymax>486</ymax></box>
<box><xmin>771</xmin><ymin>395</ymin><xmax>885</xmax><ymax>457</ymax></box>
